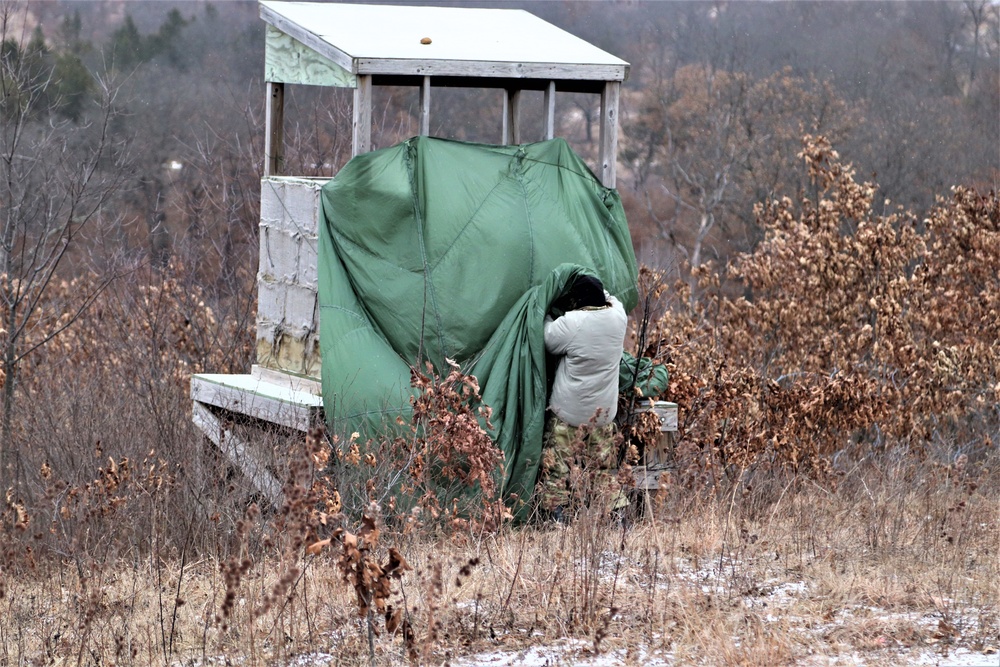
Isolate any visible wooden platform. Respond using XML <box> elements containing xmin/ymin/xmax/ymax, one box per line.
<box><xmin>190</xmin><ymin>367</ymin><xmax>322</xmax><ymax>432</ymax></box>
<box><xmin>191</xmin><ymin>366</ymin><xmax>324</xmax><ymax>505</ymax></box>
<box><xmin>192</xmin><ymin>371</ymin><xmax>678</xmax><ymax>500</ymax></box>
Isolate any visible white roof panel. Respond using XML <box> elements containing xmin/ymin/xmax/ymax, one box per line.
<box><xmin>260</xmin><ymin>1</ymin><xmax>628</xmax><ymax>80</ymax></box>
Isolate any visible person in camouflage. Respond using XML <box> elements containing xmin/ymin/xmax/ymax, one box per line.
<box><xmin>536</xmin><ymin>419</ymin><xmax>628</xmax><ymax>514</ymax></box>
<box><xmin>536</xmin><ymin>274</ymin><xmax>629</xmax><ymax>517</ymax></box>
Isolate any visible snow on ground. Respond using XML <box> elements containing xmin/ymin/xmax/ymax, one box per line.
<box><xmin>908</xmin><ymin>649</ymin><xmax>1000</xmax><ymax>667</ymax></box>
<box><xmin>445</xmin><ymin>642</ymin><xmax>998</xmax><ymax>667</ymax></box>
<box><xmin>177</xmin><ymin>548</ymin><xmax>998</xmax><ymax>666</ymax></box>
<box><xmin>445</xmin><ymin>551</ymin><xmax>998</xmax><ymax>667</ymax></box>
<box><xmin>447</xmin><ymin>638</ymin><xmax>673</xmax><ymax>667</ymax></box>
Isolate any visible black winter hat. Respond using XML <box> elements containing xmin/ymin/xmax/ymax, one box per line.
<box><xmin>554</xmin><ymin>275</ymin><xmax>607</xmax><ymax>312</ymax></box>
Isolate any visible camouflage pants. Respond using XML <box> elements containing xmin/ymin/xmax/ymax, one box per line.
<box><xmin>535</xmin><ymin>416</ymin><xmax>629</xmax><ymax>514</ymax></box>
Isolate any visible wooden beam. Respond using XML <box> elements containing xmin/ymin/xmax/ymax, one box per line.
<box><xmin>419</xmin><ymin>75</ymin><xmax>431</xmax><ymax>136</ymax></box>
<box><xmin>352</xmin><ymin>75</ymin><xmax>373</xmax><ymax>156</ymax></box>
<box><xmin>510</xmin><ymin>89</ymin><xmax>522</xmax><ymax>145</ymax></box>
<box><xmin>501</xmin><ymin>91</ymin><xmax>509</xmax><ymax>145</ymax></box>
<box><xmin>503</xmin><ymin>89</ymin><xmax>522</xmax><ymax>145</ymax></box>
<box><xmin>192</xmin><ymin>402</ymin><xmax>284</xmax><ymax>507</ymax></box>
<box><xmin>357</xmin><ymin>58</ymin><xmax>627</xmax><ymax>82</ymax></box>
<box><xmin>265</xmin><ymin>81</ymin><xmax>284</xmax><ymax>176</ymax></box>
<box><xmin>190</xmin><ymin>374</ymin><xmax>323</xmax><ymax>433</ymax></box>
<box><xmin>372</xmin><ymin>75</ymin><xmax>606</xmax><ymax>94</ymax></box>
<box><xmin>599</xmin><ymin>81</ymin><xmax>620</xmax><ymax>188</ymax></box>
<box><xmin>544</xmin><ymin>80</ymin><xmax>556</xmax><ymax>140</ymax></box>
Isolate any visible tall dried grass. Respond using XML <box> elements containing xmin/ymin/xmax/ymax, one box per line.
<box><xmin>0</xmin><ymin>138</ymin><xmax>997</xmax><ymax>665</ymax></box>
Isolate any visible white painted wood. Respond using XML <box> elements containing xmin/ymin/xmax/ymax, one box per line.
<box><xmin>192</xmin><ymin>402</ymin><xmax>284</xmax><ymax>506</ymax></box>
<box><xmin>544</xmin><ymin>81</ymin><xmax>556</xmax><ymax>140</ymax></box>
<box><xmin>191</xmin><ymin>373</ymin><xmax>323</xmax><ymax>432</ymax></box>
<box><xmin>251</xmin><ymin>365</ymin><xmax>322</xmax><ymax>395</ymax></box>
<box><xmin>419</xmin><ymin>76</ymin><xmax>431</xmax><ymax>136</ymax></box>
<box><xmin>353</xmin><ymin>74</ymin><xmax>372</xmax><ymax>156</ymax></box>
<box><xmin>599</xmin><ymin>81</ymin><xmax>620</xmax><ymax>188</ymax></box>
<box><xmin>257</xmin><ymin>177</ymin><xmax>323</xmax><ymax>378</ymax></box>
<box><xmin>264</xmin><ymin>81</ymin><xmax>284</xmax><ymax>176</ymax></box>
<box><xmin>259</xmin><ymin>2</ymin><xmax>628</xmax><ymax>81</ymax></box>
<box><xmin>260</xmin><ymin>2</ymin><xmax>355</xmax><ymax>72</ymax></box>
<box><xmin>265</xmin><ymin>25</ymin><xmax>356</xmax><ymax>87</ymax></box>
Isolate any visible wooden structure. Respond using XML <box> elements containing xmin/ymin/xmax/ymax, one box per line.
<box><xmin>258</xmin><ymin>1</ymin><xmax>630</xmax><ymax>186</ymax></box>
<box><xmin>190</xmin><ymin>1</ymin><xmax>667</xmax><ymax>503</ymax></box>
<box><xmin>633</xmin><ymin>400</ymin><xmax>680</xmax><ymax>491</ymax></box>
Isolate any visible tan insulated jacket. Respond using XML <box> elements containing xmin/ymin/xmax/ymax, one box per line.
<box><xmin>544</xmin><ymin>294</ymin><xmax>627</xmax><ymax>427</ymax></box>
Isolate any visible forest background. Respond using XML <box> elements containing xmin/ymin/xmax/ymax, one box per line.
<box><xmin>0</xmin><ymin>1</ymin><xmax>998</xmax><ymax>665</ymax></box>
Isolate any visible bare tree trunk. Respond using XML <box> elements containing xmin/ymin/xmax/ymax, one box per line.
<box><xmin>965</xmin><ymin>0</ymin><xmax>988</xmax><ymax>84</ymax></box>
<box><xmin>691</xmin><ymin>212</ymin><xmax>712</xmax><ymax>270</ymax></box>
<box><xmin>2</xmin><ymin>325</ymin><xmax>16</xmax><ymax>483</ymax></box>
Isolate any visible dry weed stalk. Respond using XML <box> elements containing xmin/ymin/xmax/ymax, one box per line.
<box><xmin>0</xmin><ymin>136</ymin><xmax>996</xmax><ymax>666</ymax></box>
<box><xmin>396</xmin><ymin>358</ymin><xmax>510</xmax><ymax>532</ymax></box>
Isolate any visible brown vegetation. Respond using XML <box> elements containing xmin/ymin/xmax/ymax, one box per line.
<box><xmin>0</xmin><ymin>135</ymin><xmax>996</xmax><ymax>666</ymax></box>
<box><xmin>648</xmin><ymin>137</ymin><xmax>999</xmax><ymax>482</ymax></box>
<box><xmin>0</xmin><ymin>3</ymin><xmax>997</xmax><ymax>665</ymax></box>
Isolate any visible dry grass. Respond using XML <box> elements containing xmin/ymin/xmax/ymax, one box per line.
<box><xmin>2</xmin><ymin>443</ymin><xmax>996</xmax><ymax>667</ymax></box>
<box><xmin>2</xmin><ymin>145</ymin><xmax>997</xmax><ymax>666</ymax></box>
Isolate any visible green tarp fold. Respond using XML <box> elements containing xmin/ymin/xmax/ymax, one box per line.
<box><xmin>318</xmin><ymin>137</ymin><xmax>638</xmax><ymax>513</ymax></box>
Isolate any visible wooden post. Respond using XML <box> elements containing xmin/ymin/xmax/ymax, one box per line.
<box><xmin>352</xmin><ymin>74</ymin><xmax>372</xmax><ymax>156</ymax></box>
<box><xmin>501</xmin><ymin>92</ymin><xmax>509</xmax><ymax>145</ymax></box>
<box><xmin>419</xmin><ymin>76</ymin><xmax>431</xmax><ymax>136</ymax></box>
<box><xmin>544</xmin><ymin>81</ymin><xmax>556</xmax><ymax>140</ymax></box>
<box><xmin>503</xmin><ymin>89</ymin><xmax>521</xmax><ymax>145</ymax></box>
<box><xmin>509</xmin><ymin>89</ymin><xmax>522</xmax><ymax>145</ymax></box>
<box><xmin>192</xmin><ymin>402</ymin><xmax>284</xmax><ymax>506</ymax></box>
<box><xmin>265</xmin><ymin>81</ymin><xmax>284</xmax><ymax>176</ymax></box>
<box><xmin>599</xmin><ymin>81</ymin><xmax>620</xmax><ymax>188</ymax></box>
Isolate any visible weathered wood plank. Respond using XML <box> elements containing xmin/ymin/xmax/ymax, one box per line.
<box><xmin>357</xmin><ymin>59</ymin><xmax>626</xmax><ymax>81</ymax></box>
<box><xmin>372</xmin><ymin>75</ymin><xmax>606</xmax><ymax>94</ymax></box>
<box><xmin>265</xmin><ymin>81</ymin><xmax>284</xmax><ymax>176</ymax></box>
<box><xmin>259</xmin><ymin>3</ymin><xmax>355</xmax><ymax>73</ymax></box>
<box><xmin>265</xmin><ymin>25</ymin><xmax>357</xmax><ymax>88</ymax></box>
<box><xmin>501</xmin><ymin>92</ymin><xmax>509</xmax><ymax>145</ymax></box>
<box><xmin>599</xmin><ymin>81</ymin><xmax>620</xmax><ymax>188</ymax></box>
<box><xmin>353</xmin><ymin>75</ymin><xmax>372</xmax><ymax>156</ymax></box>
<box><xmin>632</xmin><ymin>465</ymin><xmax>674</xmax><ymax>491</ymax></box>
<box><xmin>649</xmin><ymin>401</ymin><xmax>679</xmax><ymax>432</ymax></box>
<box><xmin>544</xmin><ymin>81</ymin><xmax>556</xmax><ymax>140</ymax></box>
<box><xmin>190</xmin><ymin>374</ymin><xmax>323</xmax><ymax>432</ymax></box>
<box><xmin>419</xmin><ymin>76</ymin><xmax>431</xmax><ymax>136</ymax></box>
<box><xmin>192</xmin><ymin>402</ymin><xmax>284</xmax><ymax>506</ymax></box>
<box><xmin>636</xmin><ymin>401</ymin><xmax>679</xmax><ymax>467</ymax></box>
<box><xmin>506</xmin><ymin>89</ymin><xmax>522</xmax><ymax>145</ymax></box>
<box><xmin>251</xmin><ymin>365</ymin><xmax>322</xmax><ymax>396</ymax></box>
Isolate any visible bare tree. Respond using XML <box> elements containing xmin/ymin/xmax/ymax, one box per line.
<box><xmin>964</xmin><ymin>0</ymin><xmax>993</xmax><ymax>85</ymax></box>
<box><xmin>0</xmin><ymin>6</ymin><xmax>130</xmax><ymax>484</ymax></box>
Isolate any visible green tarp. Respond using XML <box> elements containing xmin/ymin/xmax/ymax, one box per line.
<box><xmin>318</xmin><ymin>136</ymin><xmax>638</xmax><ymax>514</ymax></box>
